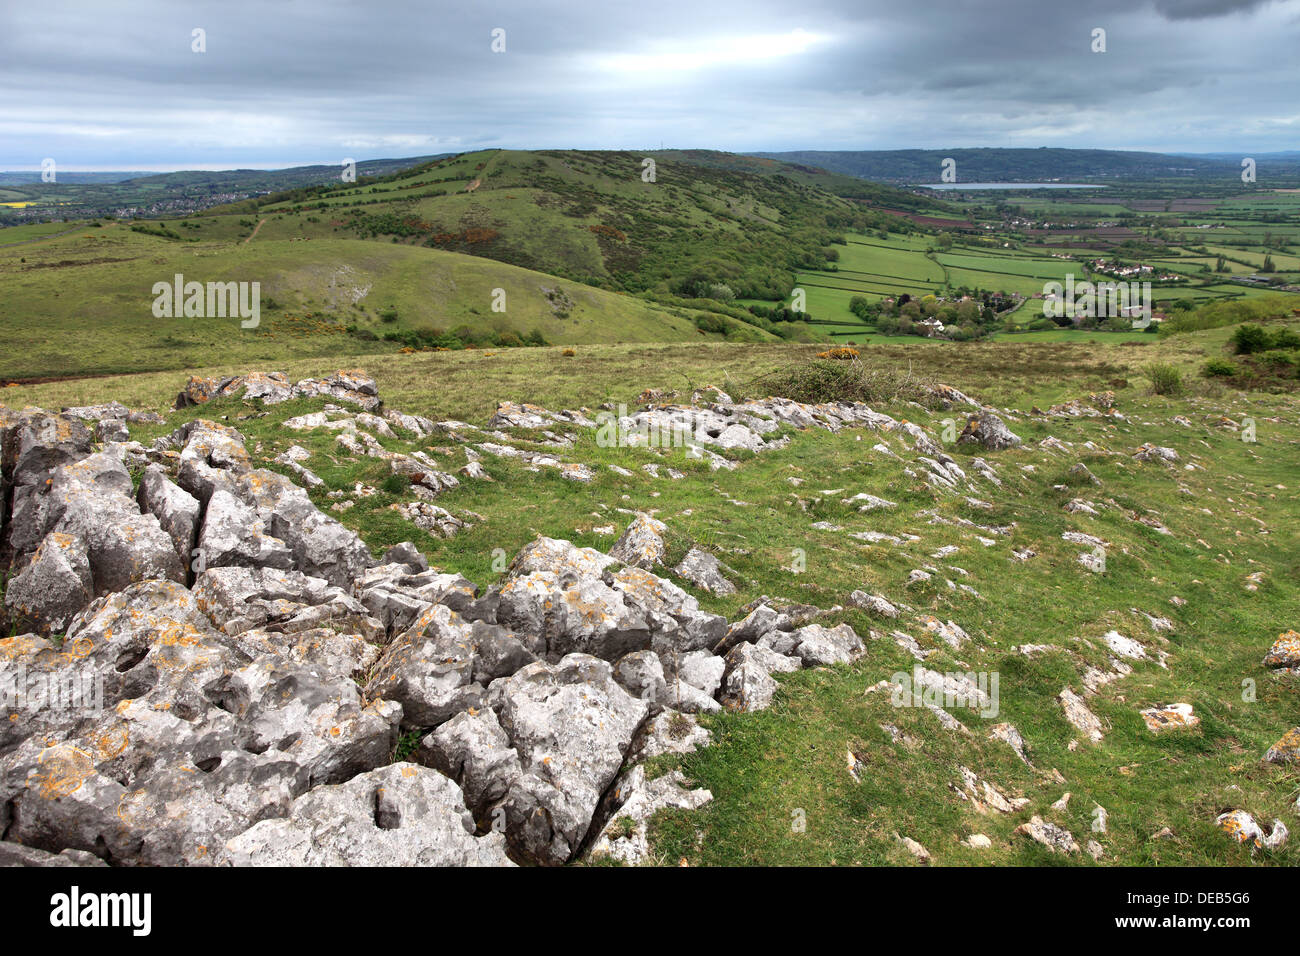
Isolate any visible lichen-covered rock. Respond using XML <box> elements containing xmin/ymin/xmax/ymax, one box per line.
<box><xmin>1215</xmin><ymin>809</ymin><xmax>1286</xmax><ymax>851</ymax></box>
<box><xmin>0</xmin><ymin>843</ymin><xmax>108</xmax><ymax>867</ymax></box>
<box><xmin>673</xmin><ymin>548</ymin><xmax>736</xmax><ymax>595</ymax></box>
<box><xmin>613</xmin><ymin>649</ymin><xmax>668</xmax><ymax>706</ymax></box>
<box><xmin>389</xmin><ymin>500</ymin><xmax>472</xmax><ymax>538</ymax></box>
<box><xmin>365</xmin><ymin>603</ymin><xmax>482</xmax><ymax>728</ymax></box>
<box><xmin>586</xmin><ymin>766</ymin><xmax>711</xmax><ymax>866</ymax></box>
<box><xmin>176</xmin><ymin>370</ymin><xmax>380</xmax><ymax>412</ymax></box>
<box><xmin>715</xmin><ymin>602</ymin><xmax>780</xmax><ymax>655</ymax></box>
<box><xmin>3</xmin><ymin>532</ymin><xmax>93</xmax><ymax>632</ymax></box>
<box><xmin>719</xmin><ymin>641</ymin><xmax>798</xmax><ymax>712</ymax></box>
<box><xmin>1139</xmin><ymin>703</ymin><xmax>1199</xmax><ymax>733</ymax></box>
<box><xmin>1</xmin><ymin>410</ymin><xmax>95</xmax><ymax>549</ymax></box>
<box><xmin>495</xmin><ymin>571</ymin><xmax>651</xmax><ymax>662</ymax></box>
<box><xmin>381</xmin><ymin>541</ymin><xmax>428</xmax><ymax>573</ymax></box>
<box><xmin>1263</xmin><ymin>727</ymin><xmax>1300</xmax><ymax>764</ymax></box>
<box><xmin>175</xmin><ymin>419</ymin><xmax>252</xmax><ymax>505</ymax></box>
<box><xmin>507</xmin><ymin>536</ymin><xmax>616</xmax><ymax>580</ymax></box>
<box><xmin>674</xmin><ymin>650</ymin><xmax>725</xmax><ymax>698</ymax></box>
<box><xmin>631</xmin><ymin>709</ymin><xmax>711</xmax><ymax>760</ymax></box>
<box><xmin>479</xmin><ymin>654</ymin><xmax>649</xmax><ymax>864</ymax></box>
<box><xmin>352</xmin><ymin>564</ymin><xmax>477</xmax><ymax>634</ymax></box>
<box><xmin>0</xmin><ymin>581</ymin><xmax>401</xmax><ymax>865</ymax></box>
<box><xmin>610</xmin><ymin>566</ymin><xmax>727</xmax><ymax>655</ymax></box>
<box><xmin>35</xmin><ymin>452</ymin><xmax>185</xmax><ymax>595</ymax></box>
<box><xmin>221</xmin><ymin>763</ymin><xmax>513</xmax><ymax>866</ymax></box>
<box><xmin>1134</xmin><ymin>443</ymin><xmax>1179</xmax><ymax>463</ymax></box>
<box><xmin>777</xmin><ymin>623</ymin><xmax>864</xmax><ymax>666</ymax></box>
<box><xmin>608</xmin><ymin>513</ymin><xmax>669</xmax><ymax>569</ymax></box>
<box><xmin>989</xmin><ymin>722</ymin><xmax>1031</xmax><ymax>765</ymax></box>
<box><xmin>419</xmin><ymin>708</ymin><xmax>524</xmax><ymax>824</ymax></box>
<box><xmin>1263</xmin><ymin>630</ymin><xmax>1300</xmax><ymax>671</ymax></box>
<box><xmin>849</xmin><ymin>591</ymin><xmax>900</xmax><ymax>618</ymax></box>
<box><xmin>197</xmin><ymin>490</ymin><xmax>295</xmax><ymax>572</ymax></box>
<box><xmin>266</xmin><ymin>487</ymin><xmax>375</xmax><ymax>588</ymax></box>
<box><xmin>137</xmin><ymin>463</ymin><xmax>201</xmax><ymax>567</ymax></box>
<box><xmin>958</xmin><ymin>410</ymin><xmax>1021</xmax><ymax>451</ymax></box>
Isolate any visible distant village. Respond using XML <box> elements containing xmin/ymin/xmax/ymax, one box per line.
<box><xmin>1087</xmin><ymin>258</ymin><xmax>1185</xmax><ymax>282</ymax></box>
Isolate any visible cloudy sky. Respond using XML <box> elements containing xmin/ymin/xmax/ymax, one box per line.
<box><xmin>2</xmin><ymin>0</ymin><xmax>1297</xmax><ymax>170</ymax></box>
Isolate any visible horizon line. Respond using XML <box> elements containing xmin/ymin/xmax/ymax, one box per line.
<box><xmin>2</xmin><ymin>146</ymin><xmax>1297</xmax><ymax>175</ymax></box>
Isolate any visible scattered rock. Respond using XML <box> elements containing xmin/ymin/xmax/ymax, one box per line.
<box><xmin>989</xmin><ymin>723</ymin><xmax>1031</xmax><ymax>765</ymax></box>
<box><xmin>1139</xmin><ymin>703</ymin><xmax>1199</xmax><ymax>733</ymax></box>
<box><xmin>1059</xmin><ymin>688</ymin><xmax>1105</xmax><ymax>743</ymax></box>
<box><xmin>1015</xmin><ymin>816</ymin><xmax>1079</xmax><ymax>853</ymax></box>
<box><xmin>1216</xmin><ymin>810</ymin><xmax>1289</xmax><ymax>851</ymax></box>
<box><xmin>1263</xmin><ymin>727</ymin><xmax>1300</xmax><ymax>764</ymax></box>
<box><xmin>896</xmin><ymin>834</ymin><xmax>931</xmax><ymax>864</ymax></box>
<box><xmin>1134</xmin><ymin>443</ymin><xmax>1179</xmax><ymax>463</ymax></box>
<box><xmin>673</xmin><ymin>548</ymin><xmax>736</xmax><ymax>595</ymax></box>
<box><xmin>848</xmin><ymin>591</ymin><xmax>900</xmax><ymax>618</ymax></box>
<box><xmin>1263</xmin><ymin>630</ymin><xmax>1300</xmax><ymax>672</ymax></box>
<box><xmin>958</xmin><ymin>410</ymin><xmax>1021</xmax><ymax>451</ymax></box>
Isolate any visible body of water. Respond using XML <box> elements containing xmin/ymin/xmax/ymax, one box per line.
<box><xmin>919</xmin><ymin>182</ymin><xmax>1105</xmax><ymax>190</ymax></box>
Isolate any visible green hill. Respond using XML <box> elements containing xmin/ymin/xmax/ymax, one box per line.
<box><xmin>217</xmin><ymin>148</ymin><xmax>935</xmax><ymax>299</ymax></box>
<box><xmin>0</xmin><ymin>225</ymin><xmax>777</xmax><ymax>380</ymax></box>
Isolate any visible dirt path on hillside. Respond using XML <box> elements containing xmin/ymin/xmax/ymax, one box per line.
<box><xmin>243</xmin><ymin>218</ymin><xmax>266</xmax><ymax>243</ymax></box>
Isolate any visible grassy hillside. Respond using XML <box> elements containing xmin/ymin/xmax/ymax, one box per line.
<box><xmin>233</xmin><ymin>148</ymin><xmax>930</xmax><ymax>299</ymax></box>
<box><xmin>0</xmin><ymin>222</ymin><xmax>769</xmax><ymax>380</ymax></box>
<box><xmin>5</xmin><ymin>329</ymin><xmax>1297</xmax><ymax>866</ymax></box>
<box><xmin>10</xmin><ymin>147</ymin><xmax>947</xmax><ymax>379</ymax></box>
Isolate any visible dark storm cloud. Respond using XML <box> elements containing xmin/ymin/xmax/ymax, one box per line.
<box><xmin>0</xmin><ymin>0</ymin><xmax>1296</xmax><ymax>168</ymax></box>
<box><xmin>1153</xmin><ymin>0</ymin><xmax>1279</xmax><ymax>19</ymax></box>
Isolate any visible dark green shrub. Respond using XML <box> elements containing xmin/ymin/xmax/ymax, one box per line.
<box><xmin>1202</xmin><ymin>358</ymin><xmax>1238</xmax><ymax>377</ymax></box>
<box><xmin>1232</xmin><ymin>324</ymin><xmax>1272</xmax><ymax>354</ymax></box>
<box><xmin>1145</xmin><ymin>362</ymin><xmax>1183</xmax><ymax>395</ymax></box>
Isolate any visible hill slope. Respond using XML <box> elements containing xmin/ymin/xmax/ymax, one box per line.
<box><xmin>233</xmin><ymin>148</ymin><xmax>937</xmax><ymax>299</ymax></box>
<box><xmin>0</xmin><ymin>224</ymin><xmax>758</xmax><ymax>380</ymax></box>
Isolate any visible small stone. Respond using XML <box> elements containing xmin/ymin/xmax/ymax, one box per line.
<box><xmin>1015</xmin><ymin>816</ymin><xmax>1079</xmax><ymax>853</ymax></box>
<box><xmin>897</xmin><ymin>834</ymin><xmax>931</xmax><ymax>864</ymax></box>
<box><xmin>1139</xmin><ymin>703</ymin><xmax>1199</xmax><ymax>733</ymax></box>
<box><xmin>1263</xmin><ymin>727</ymin><xmax>1300</xmax><ymax>764</ymax></box>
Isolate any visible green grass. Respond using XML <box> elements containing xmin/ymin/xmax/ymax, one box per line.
<box><xmin>0</xmin><ymin>225</ymin><xmax>763</xmax><ymax>380</ymax></box>
<box><xmin>5</xmin><ymin>326</ymin><xmax>1298</xmax><ymax>866</ymax></box>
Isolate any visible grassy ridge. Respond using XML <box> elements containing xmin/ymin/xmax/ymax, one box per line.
<box><xmin>0</xmin><ymin>225</ymin><xmax>765</xmax><ymax>380</ymax></box>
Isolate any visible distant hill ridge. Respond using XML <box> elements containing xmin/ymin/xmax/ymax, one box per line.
<box><xmin>749</xmin><ymin>147</ymin><xmax>1300</xmax><ymax>183</ymax></box>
